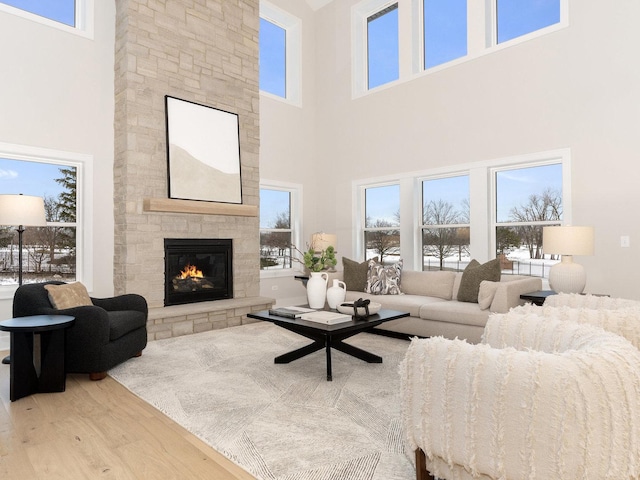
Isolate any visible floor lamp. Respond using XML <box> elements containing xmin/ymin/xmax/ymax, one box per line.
<box><xmin>0</xmin><ymin>194</ymin><xmax>48</xmax><ymax>365</ymax></box>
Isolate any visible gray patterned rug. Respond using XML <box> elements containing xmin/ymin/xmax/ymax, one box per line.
<box><xmin>109</xmin><ymin>321</ymin><xmax>415</xmax><ymax>480</ymax></box>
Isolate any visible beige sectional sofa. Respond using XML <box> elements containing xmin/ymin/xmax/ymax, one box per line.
<box><xmin>328</xmin><ymin>269</ymin><xmax>542</xmax><ymax>343</ymax></box>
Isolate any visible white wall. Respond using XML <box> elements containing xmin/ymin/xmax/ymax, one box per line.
<box><xmin>0</xmin><ymin>2</ymin><xmax>115</xmax><ymax>346</ymax></box>
<box><xmin>262</xmin><ymin>0</ymin><xmax>640</xmax><ymax>301</ymax></box>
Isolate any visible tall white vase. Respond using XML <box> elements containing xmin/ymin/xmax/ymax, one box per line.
<box><xmin>307</xmin><ymin>271</ymin><xmax>328</xmax><ymax>309</ymax></box>
<box><xmin>326</xmin><ymin>279</ymin><xmax>347</xmax><ymax>309</ymax></box>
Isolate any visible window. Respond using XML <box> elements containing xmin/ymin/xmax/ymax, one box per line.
<box><xmin>0</xmin><ymin>157</ymin><xmax>78</xmax><ymax>285</ymax></box>
<box><xmin>0</xmin><ymin>0</ymin><xmax>93</xmax><ymax>37</ymax></box>
<box><xmin>421</xmin><ymin>175</ymin><xmax>469</xmax><ymax>271</ymax></box>
<box><xmin>364</xmin><ymin>184</ymin><xmax>400</xmax><ymax>263</ymax></box>
<box><xmin>367</xmin><ymin>3</ymin><xmax>399</xmax><ymax>90</ymax></box>
<box><xmin>423</xmin><ymin>0</ymin><xmax>467</xmax><ymax>69</ymax></box>
<box><xmin>259</xmin><ymin>2</ymin><xmax>301</xmax><ymax>106</ymax></box>
<box><xmin>260</xmin><ymin>18</ymin><xmax>286</xmax><ymax>98</ymax></box>
<box><xmin>494</xmin><ymin>162</ymin><xmax>563</xmax><ymax>276</ymax></box>
<box><xmin>496</xmin><ymin>0</ymin><xmax>561</xmax><ymax>44</ymax></box>
<box><xmin>259</xmin><ymin>184</ymin><xmax>301</xmax><ymax>272</ymax></box>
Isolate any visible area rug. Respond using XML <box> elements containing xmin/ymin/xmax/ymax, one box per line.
<box><xmin>109</xmin><ymin>321</ymin><xmax>416</xmax><ymax>480</ymax></box>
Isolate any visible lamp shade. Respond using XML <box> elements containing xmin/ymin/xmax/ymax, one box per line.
<box><xmin>543</xmin><ymin>226</ymin><xmax>594</xmax><ymax>256</ymax></box>
<box><xmin>0</xmin><ymin>194</ymin><xmax>48</xmax><ymax>226</ymax></box>
<box><xmin>310</xmin><ymin>232</ymin><xmax>336</xmax><ymax>252</ymax></box>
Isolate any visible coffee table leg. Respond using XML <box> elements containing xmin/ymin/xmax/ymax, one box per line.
<box><xmin>274</xmin><ymin>340</ymin><xmax>324</xmax><ymax>364</ymax></box>
<box><xmin>332</xmin><ymin>340</ymin><xmax>382</xmax><ymax>363</ymax></box>
<box><xmin>326</xmin><ymin>337</ymin><xmax>332</xmax><ymax>381</ymax></box>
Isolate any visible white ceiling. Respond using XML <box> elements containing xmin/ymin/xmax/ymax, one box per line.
<box><xmin>305</xmin><ymin>0</ymin><xmax>334</xmax><ymax>11</ymax></box>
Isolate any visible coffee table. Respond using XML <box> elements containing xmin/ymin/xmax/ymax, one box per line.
<box><xmin>247</xmin><ymin>308</ymin><xmax>409</xmax><ymax>381</ymax></box>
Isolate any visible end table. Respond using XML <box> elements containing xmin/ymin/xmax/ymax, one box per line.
<box><xmin>0</xmin><ymin>315</ymin><xmax>75</xmax><ymax>402</ymax></box>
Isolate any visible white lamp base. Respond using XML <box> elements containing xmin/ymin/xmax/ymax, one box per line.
<box><xmin>548</xmin><ymin>255</ymin><xmax>586</xmax><ymax>294</ymax></box>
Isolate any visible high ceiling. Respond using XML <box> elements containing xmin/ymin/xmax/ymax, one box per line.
<box><xmin>305</xmin><ymin>0</ymin><xmax>334</xmax><ymax>11</ymax></box>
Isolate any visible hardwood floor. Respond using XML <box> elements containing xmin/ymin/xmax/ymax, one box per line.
<box><xmin>0</xmin><ymin>349</ymin><xmax>256</xmax><ymax>479</ymax></box>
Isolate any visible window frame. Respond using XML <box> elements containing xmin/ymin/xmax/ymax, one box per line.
<box><xmin>259</xmin><ymin>180</ymin><xmax>303</xmax><ymax>278</ymax></box>
<box><xmin>362</xmin><ymin>182</ymin><xmax>402</xmax><ymax>263</ymax></box>
<box><xmin>0</xmin><ymin>141</ymin><xmax>91</xmax><ymax>300</ymax></box>
<box><xmin>0</xmin><ymin>0</ymin><xmax>94</xmax><ymax>39</ymax></box>
<box><xmin>259</xmin><ymin>1</ymin><xmax>302</xmax><ymax>107</ymax></box>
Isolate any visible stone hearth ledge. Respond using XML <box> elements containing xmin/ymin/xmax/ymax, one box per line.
<box><xmin>147</xmin><ymin>296</ymin><xmax>274</xmax><ymax>341</ymax></box>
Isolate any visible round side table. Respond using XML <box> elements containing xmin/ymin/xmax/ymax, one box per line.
<box><xmin>0</xmin><ymin>315</ymin><xmax>75</xmax><ymax>402</ymax></box>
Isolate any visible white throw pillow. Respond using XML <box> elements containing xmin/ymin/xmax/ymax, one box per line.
<box><xmin>478</xmin><ymin>280</ymin><xmax>500</xmax><ymax>310</ymax></box>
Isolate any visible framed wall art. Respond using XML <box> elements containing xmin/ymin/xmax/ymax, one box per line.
<box><xmin>165</xmin><ymin>95</ymin><xmax>242</xmax><ymax>204</ymax></box>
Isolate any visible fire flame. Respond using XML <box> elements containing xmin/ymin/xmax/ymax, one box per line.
<box><xmin>178</xmin><ymin>264</ymin><xmax>204</xmax><ymax>279</ymax></box>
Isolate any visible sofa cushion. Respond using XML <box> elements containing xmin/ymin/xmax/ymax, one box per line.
<box><xmin>107</xmin><ymin>310</ymin><xmax>147</xmax><ymax>341</ymax></box>
<box><xmin>457</xmin><ymin>259</ymin><xmax>501</xmax><ymax>303</ymax></box>
<box><xmin>345</xmin><ymin>291</ymin><xmax>446</xmax><ymax>318</ymax></box>
<box><xmin>44</xmin><ymin>281</ymin><xmax>93</xmax><ymax>309</ymax></box>
<box><xmin>420</xmin><ymin>301</ymin><xmax>491</xmax><ymax>328</ymax></box>
<box><xmin>365</xmin><ymin>259</ymin><xmax>403</xmax><ymax>295</ymax></box>
<box><xmin>478</xmin><ymin>281</ymin><xmax>500</xmax><ymax>310</ymax></box>
<box><xmin>342</xmin><ymin>256</ymin><xmax>377</xmax><ymax>292</ymax></box>
<box><xmin>401</xmin><ymin>270</ymin><xmax>456</xmax><ymax>300</ymax></box>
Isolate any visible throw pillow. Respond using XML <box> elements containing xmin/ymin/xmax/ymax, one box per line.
<box><xmin>342</xmin><ymin>256</ymin><xmax>377</xmax><ymax>292</ymax></box>
<box><xmin>44</xmin><ymin>282</ymin><xmax>93</xmax><ymax>309</ymax></box>
<box><xmin>457</xmin><ymin>258</ymin><xmax>501</xmax><ymax>303</ymax></box>
<box><xmin>478</xmin><ymin>280</ymin><xmax>500</xmax><ymax>310</ymax></box>
<box><xmin>365</xmin><ymin>259</ymin><xmax>403</xmax><ymax>295</ymax></box>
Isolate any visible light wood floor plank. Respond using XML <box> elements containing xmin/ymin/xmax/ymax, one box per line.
<box><xmin>0</xmin><ymin>349</ymin><xmax>256</xmax><ymax>479</ymax></box>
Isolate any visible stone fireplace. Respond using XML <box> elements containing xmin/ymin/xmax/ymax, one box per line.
<box><xmin>112</xmin><ymin>0</ymin><xmax>272</xmax><ymax>340</ymax></box>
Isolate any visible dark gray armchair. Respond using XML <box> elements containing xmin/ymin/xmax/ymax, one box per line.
<box><xmin>13</xmin><ymin>281</ymin><xmax>148</xmax><ymax>380</ymax></box>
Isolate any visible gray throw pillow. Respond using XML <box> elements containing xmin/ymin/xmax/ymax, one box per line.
<box><xmin>457</xmin><ymin>258</ymin><xmax>501</xmax><ymax>303</ymax></box>
<box><xmin>342</xmin><ymin>256</ymin><xmax>377</xmax><ymax>292</ymax></box>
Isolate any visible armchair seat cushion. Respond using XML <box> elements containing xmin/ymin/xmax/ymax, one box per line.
<box><xmin>108</xmin><ymin>310</ymin><xmax>147</xmax><ymax>341</ymax></box>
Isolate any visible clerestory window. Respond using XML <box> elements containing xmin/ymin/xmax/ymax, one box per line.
<box><xmin>0</xmin><ymin>0</ymin><xmax>93</xmax><ymax>37</ymax></box>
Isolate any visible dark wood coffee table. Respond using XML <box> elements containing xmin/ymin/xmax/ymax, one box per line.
<box><xmin>247</xmin><ymin>308</ymin><xmax>409</xmax><ymax>381</ymax></box>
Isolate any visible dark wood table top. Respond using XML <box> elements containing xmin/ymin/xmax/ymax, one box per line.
<box><xmin>0</xmin><ymin>315</ymin><xmax>75</xmax><ymax>332</ymax></box>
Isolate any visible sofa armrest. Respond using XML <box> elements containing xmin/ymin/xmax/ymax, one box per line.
<box><xmin>490</xmin><ymin>277</ymin><xmax>542</xmax><ymax>313</ymax></box>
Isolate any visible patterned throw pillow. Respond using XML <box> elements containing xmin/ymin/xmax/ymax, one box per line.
<box><xmin>365</xmin><ymin>259</ymin><xmax>403</xmax><ymax>295</ymax></box>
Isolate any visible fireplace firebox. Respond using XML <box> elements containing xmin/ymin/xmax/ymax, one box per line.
<box><xmin>164</xmin><ymin>238</ymin><xmax>233</xmax><ymax>306</ymax></box>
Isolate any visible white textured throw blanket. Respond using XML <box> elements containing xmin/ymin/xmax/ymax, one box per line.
<box><xmin>110</xmin><ymin>322</ymin><xmax>414</xmax><ymax>480</ymax></box>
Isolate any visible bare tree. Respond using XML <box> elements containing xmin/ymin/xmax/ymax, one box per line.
<box><xmin>509</xmin><ymin>188</ymin><xmax>562</xmax><ymax>259</ymax></box>
<box><xmin>422</xmin><ymin>199</ymin><xmax>467</xmax><ymax>270</ymax></box>
<box><xmin>365</xmin><ymin>218</ymin><xmax>399</xmax><ymax>263</ymax></box>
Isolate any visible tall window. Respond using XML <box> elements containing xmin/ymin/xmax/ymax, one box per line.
<box><xmin>364</xmin><ymin>184</ymin><xmax>400</xmax><ymax>263</ymax></box>
<box><xmin>0</xmin><ymin>157</ymin><xmax>78</xmax><ymax>285</ymax></box>
<box><xmin>367</xmin><ymin>3</ymin><xmax>399</xmax><ymax>90</ymax></box>
<box><xmin>421</xmin><ymin>175</ymin><xmax>470</xmax><ymax>271</ymax></box>
<box><xmin>260</xmin><ymin>18</ymin><xmax>286</xmax><ymax>98</ymax></box>
<box><xmin>0</xmin><ymin>0</ymin><xmax>75</xmax><ymax>26</ymax></box>
<box><xmin>260</xmin><ymin>187</ymin><xmax>298</xmax><ymax>271</ymax></box>
<box><xmin>496</xmin><ymin>0</ymin><xmax>561</xmax><ymax>44</ymax></box>
<box><xmin>423</xmin><ymin>0</ymin><xmax>467</xmax><ymax>69</ymax></box>
<box><xmin>494</xmin><ymin>163</ymin><xmax>563</xmax><ymax>275</ymax></box>
<box><xmin>259</xmin><ymin>2</ymin><xmax>301</xmax><ymax>106</ymax></box>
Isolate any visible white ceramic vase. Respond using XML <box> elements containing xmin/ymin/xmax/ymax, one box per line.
<box><xmin>326</xmin><ymin>279</ymin><xmax>347</xmax><ymax>309</ymax></box>
<box><xmin>306</xmin><ymin>271</ymin><xmax>329</xmax><ymax>309</ymax></box>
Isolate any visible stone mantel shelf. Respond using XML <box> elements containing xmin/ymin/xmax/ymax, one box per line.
<box><xmin>143</xmin><ymin>198</ymin><xmax>258</xmax><ymax>217</ymax></box>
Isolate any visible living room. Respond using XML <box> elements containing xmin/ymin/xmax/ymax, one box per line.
<box><xmin>1</xmin><ymin>0</ymin><xmax>640</xmax><ymax>477</ymax></box>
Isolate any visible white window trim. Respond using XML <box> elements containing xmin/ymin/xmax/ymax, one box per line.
<box><xmin>0</xmin><ymin>141</ymin><xmax>93</xmax><ymax>300</ymax></box>
<box><xmin>353</xmin><ymin>148</ymin><xmax>571</xmax><ymax>270</ymax></box>
<box><xmin>260</xmin><ymin>1</ymin><xmax>302</xmax><ymax>107</ymax></box>
<box><xmin>259</xmin><ymin>179</ymin><xmax>303</xmax><ymax>278</ymax></box>
<box><xmin>0</xmin><ymin>0</ymin><xmax>94</xmax><ymax>39</ymax></box>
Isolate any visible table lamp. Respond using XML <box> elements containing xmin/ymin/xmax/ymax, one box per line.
<box><xmin>0</xmin><ymin>194</ymin><xmax>48</xmax><ymax>365</ymax></box>
<box><xmin>543</xmin><ymin>225</ymin><xmax>594</xmax><ymax>294</ymax></box>
<box><xmin>310</xmin><ymin>232</ymin><xmax>337</xmax><ymax>253</ymax></box>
